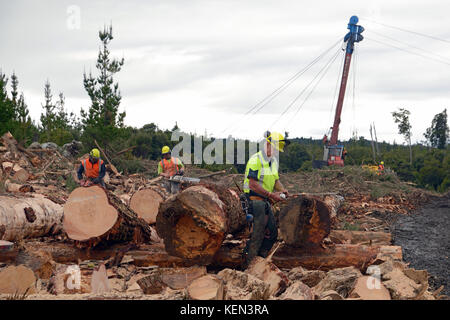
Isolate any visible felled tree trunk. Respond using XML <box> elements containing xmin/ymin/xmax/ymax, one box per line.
<box><xmin>271</xmin><ymin>244</ymin><xmax>401</xmax><ymax>271</ymax></box>
<box><xmin>63</xmin><ymin>186</ymin><xmax>154</xmax><ymax>247</ymax></box>
<box><xmin>212</xmin><ymin>241</ymin><xmax>402</xmax><ymax>272</ymax></box>
<box><xmin>278</xmin><ymin>195</ymin><xmax>332</xmax><ymax>248</ymax></box>
<box><xmin>4</xmin><ymin>179</ymin><xmax>35</xmax><ymax>193</ymax></box>
<box><xmin>129</xmin><ymin>188</ymin><xmax>165</xmax><ymax>224</ymax></box>
<box><xmin>329</xmin><ymin>230</ymin><xmax>392</xmax><ymax>245</ymax></box>
<box><xmin>0</xmin><ymin>194</ymin><xmax>63</xmax><ymax>241</ymax></box>
<box><xmin>156</xmin><ymin>184</ymin><xmax>245</xmax><ymax>264</ymax></box>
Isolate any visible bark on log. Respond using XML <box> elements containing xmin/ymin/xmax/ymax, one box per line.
<box><xmin>278</xmin><ymin>195</ymin><xmax>332</xmax><ymax>248</ymax></box>
<box><xmin>212</xmin><ymin>241</ymin><xmax>402</xmax><ymax>272</ymax></box>
<box><xmin>156</xmin><ymin>184</ymin><xmax>245</xmax><ymax>264</ymax></box>
<box><xmin>330</xmin><ymin>230</ymin><xmax>392</xmax><ymax>245</ymax></box>
<box><xmin>4</xmin><ymin>179</ymin><xmax>35</xmax><ymax>193</ymax></box>
<box><xmin>63</xmin><ymin>186</ymin><xmax>154</xmax><ymax>247</ymax></box>
<box><xmin>0</xmin><ymin>241</ymin><xmax>402</xmax><ymax>273</ymax></box>
<box><xmin>0</xmin><ymin>194</ymin><xmax>63</xmax><ymax>241</ymax></box>
<box><xmin>271</xmin><ymin>244</ymin><xmax>402</xmax><ymax>271</ymax></box>
<box><xmin>129</xmin><ymin>188</ymin><xmax>165</xmax><ymax>224</ymax></box>
<box><xmin>137</xmin><ymin>273</ymin><xmax>166</xmax><ymax>294</ymax></box>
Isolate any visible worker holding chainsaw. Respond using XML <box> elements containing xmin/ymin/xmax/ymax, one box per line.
<box><xmin>242</xmin><ymin>131</ymin><xmax>290</xmax><ymax>267</ymax></box>
<box><xmin>158</xmin><ymin>146</ymin><xmax>185</xmax><ymax>193</ymax></box>
<box><xmin>377</xmin><ymin>161</ymin><xmax>385</xmax><ymax>175</ymax></box>
<box><xmin>77</xmin><ymin>148</ymin><xmax>106</xmax><ymax>187</ymax></box>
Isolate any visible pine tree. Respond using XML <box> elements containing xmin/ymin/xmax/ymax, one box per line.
<box><xmin>10</xmin><ymin>72</ymin><xmax>19</xmax><ymax>119</ymax></box>
<box><xmin>81</xmin><ymin>24</ymin><xmax>125</xmax><ymax>146</ymax></box>
<box><xmin>424</xmin><ymin>109</ymin><xmax>449</xmax><ymax>149</ymax></box>
<box><xmin>40</xmin><ymin>80</ymin><xmax>56</xmax><ymax>140</ymax></box>
<box><xmin>15</xmin><ymin>92</ymin><xmax>34</xmax><ymax>144</ymax></box>
<box><xmin>55</xmin><ymin>92</ymin><xmax>68</xmax><ymax>128</ymax></box>
<box><xmin>0</xmin><ymin>71</ymin><xmax>15</xmax><ymax>135</ymax></box>
<box><xmin>392</xmin><ymin>108</ymin><xmax>413</xmax><ymax>165</ymax></box>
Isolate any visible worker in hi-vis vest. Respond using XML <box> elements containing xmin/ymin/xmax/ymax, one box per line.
<box><xmin>242</xmin><ymin>131</ymin><xmax>290</xmax><ymax>266</ymax></box>
<box><xmin>77</xmin><ymin>148</ymin><xmax>106</xmax><ymax>187</ymax></box>
<box><xmin>158</xmin><ymin>146</ymin><xmax>184</xmax><ymax>193</ymax></box>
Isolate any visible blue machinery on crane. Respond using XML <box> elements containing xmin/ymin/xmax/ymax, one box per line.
<box><xmin>319</xmin><ymin>16</ymin><xmax>364</xmax><ymax>167</ymax></box>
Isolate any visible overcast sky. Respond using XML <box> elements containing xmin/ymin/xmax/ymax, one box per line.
<box><xmin>1</xmin><ymin>0</ymin><xmax>449</xmax><ymax>143</ymax></box>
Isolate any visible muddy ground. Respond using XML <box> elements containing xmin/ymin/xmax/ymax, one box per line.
<box><xmin>393</xmin><ymin>193</ymin><xmax>450</xmax><ymax>296</ymax></box>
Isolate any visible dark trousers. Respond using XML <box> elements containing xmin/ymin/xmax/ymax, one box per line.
<box><xmin>244</xmin><ymin>199</ymin><xmax>278</xmax><ymax>265</ymax></box>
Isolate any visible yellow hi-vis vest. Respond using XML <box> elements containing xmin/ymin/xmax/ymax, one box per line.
<box><xmin>243</xmin><ymin>151</ymin><xmax>279</xmax><ymax>194</ymax></box>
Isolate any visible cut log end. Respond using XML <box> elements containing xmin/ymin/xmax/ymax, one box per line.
<box><xmin>63</xmin><ymin>186</ymin><xmax>118</xmax><ymax>241</ymax></box>
<box><xmin>129</xmin><ymin>188</ymin><xmax>164</xmax><ymax>224</ymax></box>
<box><xmin>187</xmin><ymin>275</ymin><xmax>224</xmax><ymax>300</ymax></box>
<box><xmin>174</xmin><ymin>215</ymin><xmax>225</xmax><ymax>260</ymax></box>
<box><xmin>279</xmin><ymin>195</ymin><xmax>332</xmax><ymax>248</ymax></box>
<box><xmin>0</xmin><ymin>265</ymin><xmax>36</xmax><ymax>295</ymax></box>
<box><xmin>156</xmin><ymin>185</ymin><xmax>233</xmax><ymax>264</ymax></box>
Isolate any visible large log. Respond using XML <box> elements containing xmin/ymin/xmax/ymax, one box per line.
<box><xmin>156</xmin><ymin>184</ymin><xmax>245</xmax><ymax>264</ymax></box>
<box><xmin>0</xmin><ymin>241</ymin><xmax>402</xmax><ymax>273</ymax></box>
<box><xmin>0</xmin><ymin>194</ymin><xmax>63</xmax><ymax>241</ymax></box>
<box><xmin>63</xmin><ymin>186</ymin><xmax>154</xmax><ymax>247</ymax></box>
<box><xmin>212</xmin><ymin>241</ymin><xmax>402</xmax><ymax>272</ymax></box>
<box><xmin>329</xmin><ymin>230</ymin><xmax>392</xmax><ymax>245</ymax></box>
<box><xmin>272</xmin><ymin>244</ymin><xmax>402</xmax><ymax>271</ymax></box>
<box><xmin>278</xmin><ymin>195</ymin><xmax>332</xmax><ymax>248</ymax></box>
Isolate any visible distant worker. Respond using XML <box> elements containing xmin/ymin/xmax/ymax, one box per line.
<box><xmin>378</xmin><ymin>161</ymin><xmax>385</xmax><ymax>175</ymax></box>
<box><xmin>158</xmin><ymin>146</ymin><xmax>184</xmax><ymax>193</ymax></box>
<box><xmin>342</xmin><ymin>147</ymin><xmax>348</xmax><ymax>160</ymax></box>
<box><xmin>77</xmin><ymin>148</ymin><xmax>106</xmax><ymax>187</ymax></box>
<box><xmin>242</xmin><ymin>131</ymin><xmax>289</xmax><ymax>267</ymax></box>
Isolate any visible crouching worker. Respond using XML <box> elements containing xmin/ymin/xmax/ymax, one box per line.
<box><xmin>242</xmin><ymin>131</ymin><xmax>289</xmax><ymax>267</ymax></box>
<box><xmin>77</xmin><ymin>148</ymin><xmax>106</xmax><ymax>187</ymax></box>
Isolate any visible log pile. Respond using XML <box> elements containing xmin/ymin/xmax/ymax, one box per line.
<box><xmin>0</xmin><ymin>132</ymin><xmax>445</xmax><ymax>300</ymax></box>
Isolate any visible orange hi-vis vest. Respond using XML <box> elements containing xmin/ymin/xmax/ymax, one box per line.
<box><xmin>82</xmin><ymin>158</ymin><xmax>104</xmax><ymax>178</ymax></box>
<box><xmin>160</xmin><ymin>157</ymin><xmax>180</xmax><ymax>177</ymax></box>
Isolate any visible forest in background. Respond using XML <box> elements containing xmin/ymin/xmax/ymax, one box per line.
<box><xmin>1</xmin><ymin>25</ymin><xmax>448</xmax><ymax>193</ymax></box>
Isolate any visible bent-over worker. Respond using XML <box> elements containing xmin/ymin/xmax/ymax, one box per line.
<box><xmin>77</xmin><ymin>148</ymin><xmax>106</xmax><ymax>187</ymax></box>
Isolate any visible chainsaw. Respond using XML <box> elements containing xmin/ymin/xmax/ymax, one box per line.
<box><xmin>169</xmin><ymin>175</ymin><xmax>200</xmax><ymax>184</ymax></box>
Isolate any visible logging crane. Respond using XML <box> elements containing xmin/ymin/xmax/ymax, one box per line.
<box><xmin>321</xmin><ymin>16</ymin><xmax>364</xmax><ymax>166</ymax></box>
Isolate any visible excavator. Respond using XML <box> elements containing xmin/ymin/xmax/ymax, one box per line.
<box><xmin>315</xmin><ymin>16</ymin><xmax>364</xmax><ymax>168</ymax></box>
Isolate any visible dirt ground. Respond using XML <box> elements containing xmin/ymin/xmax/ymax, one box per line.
<box><xmin>393</xmin><ymin>193</ymin><xmax>450</xmax><ymax>296</ymax></box>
